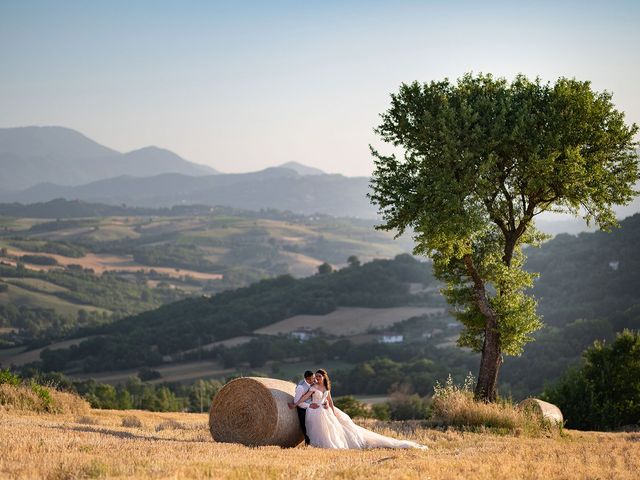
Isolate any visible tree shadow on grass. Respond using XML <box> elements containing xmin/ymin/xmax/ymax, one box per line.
<box><xmin>44</xmin><ymin>424</ymin><xmax>209</xmax><ymax>444</ymax></box>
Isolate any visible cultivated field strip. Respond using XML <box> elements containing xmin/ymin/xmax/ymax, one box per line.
<box><xmin>255</xmin><ymin>306</ymin><xmax>446</xmax><ymax>336</ymax></box>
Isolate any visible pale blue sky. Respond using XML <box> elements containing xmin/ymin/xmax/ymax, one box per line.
<box><xmin>1</xmin><ymin>1</ymin><xmax>639</xmax><ymax>176</ymax></box>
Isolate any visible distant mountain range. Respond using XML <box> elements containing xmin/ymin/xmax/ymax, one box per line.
<box><xmin>0</xmin><ymin>126</ymin><xmax>218</xmax><ymax>192</ymax></box>
<box><xmin>1</xmin><ymin>126</ymin><xmax>637</xmax><ymax>225</ymax></box>
<box><xmin>0</xmin><ymin>126</ymin><xmax>376</xmax><ymax>217</ymax></box>
<box><xmin>1</xmin><ymin>170</ymin><xmax>375</xmax><ymax>217</ymax></box>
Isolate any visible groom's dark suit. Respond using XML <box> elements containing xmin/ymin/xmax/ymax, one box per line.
<box><xmin>293</xmin><ymin>379</ymin><xmax>314</xmax><ymax>445</ymax></box>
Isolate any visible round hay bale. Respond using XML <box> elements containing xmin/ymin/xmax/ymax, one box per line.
<box><xmin>517</xmin><ymin>398</ymin><xmax>564</xmax><ymax>425</ymax></box>
<box><xmin>209</xmin><ymin>376</ymin><xmax>303</xmax><ymax>447</ymax></box>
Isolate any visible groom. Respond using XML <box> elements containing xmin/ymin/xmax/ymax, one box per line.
<box><xmin>289</xmin><ymin>370</ymin><xmax>322</xmax><ymax>445</ymax></box>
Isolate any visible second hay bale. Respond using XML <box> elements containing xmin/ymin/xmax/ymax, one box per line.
<box><xmin>209</xmin><ymin>377</ymin><xmax>303</xmax><ymax>448</ymax></box>
<box><xmin>517</xmin><ymin>398</ymin><xmax>564</xmax><ymax>425</ymax></box>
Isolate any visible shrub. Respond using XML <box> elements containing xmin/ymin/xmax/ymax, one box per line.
<box><xmin>0</xmin><ymin>369</ymin><xmax>21</xmax><ymax>386</ymax></box>
<box><xmin>155</xmin><ymin>419</ymin><xmax>186</xmax><ymax>431</ymax></box>
<box><xmin>20</xmin><ymin>255</ymin><xmax>58</xmax><ymax>266</ymax></box>
<box><xmin>388</xmin><ymin>393</ymin><xmax>429</xmax><ymax>420</ymax></box>
<box><xmin>137</xmin><ymin>367</ymin><xmax>162</xmax><ymax>381</ymax></box>
<box><xmin>543</xmin><ymin>329</ymin><xmax>640</xmax><ymax>430</ymax></box>
<box><xmin>76</xmin><ymin>415</ymin><xmax>99</xmax><ymax>425</ymax></box>
<box><xmin>334</xmin><ymin>396</ymin><xmax>371</xmax><ymax>418</ymax></box>
<box><xmin>121</xmin><ymin>415</ymin><xmax>143</xmax><ymax>428</ymax></box>
<box><xmin>29</xmin><ymin>381</ymin><xmax>53</xmax><ymax>411</ymax></box>
<box><xmin>371</xmin><ymin>402</ymin><xmax>391</xmax><ymax>420</ymax></box>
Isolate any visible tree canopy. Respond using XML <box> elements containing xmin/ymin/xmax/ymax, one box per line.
<box><xmin>370</xmin><ymin>73</ymin><xmax>639</xmax><ymax>401</ymax></box>
<box><xmin>543</xmin><ymin>329</ymin><xmax>640</xmax><ymax>430</ymax></box>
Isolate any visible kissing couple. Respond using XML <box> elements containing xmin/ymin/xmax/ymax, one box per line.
<box><xmin>288</xmin><ymin>369</ymin><xmax>427</xmax><ymax>450</ymax></box>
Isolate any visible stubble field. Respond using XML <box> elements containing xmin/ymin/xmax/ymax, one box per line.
<box><xmin>1</xmin><ymin>408</ymin><xmax>639</xmax><ymax>479</ymax></box>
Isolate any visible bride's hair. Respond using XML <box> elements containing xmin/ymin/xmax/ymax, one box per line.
<box><xmin>316</xmin><ymin>369</ymin><xmax>331</xmax><ymax>391</ymax></box>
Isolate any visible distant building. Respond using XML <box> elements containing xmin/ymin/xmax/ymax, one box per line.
<box><xmin>290</xmin><ymin>328</ymin><xmax>316</xmax><ymax>342</ymax></box>
<box><xmin>378</xmin><ymin>334</ymin><xmax>404</xmax><ymax>344</ymax></box>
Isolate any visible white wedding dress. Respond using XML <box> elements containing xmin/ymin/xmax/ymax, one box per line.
<box><xmin>304</xmin><ymin>387</ymin><xmax>427</xmax><ymax>450</ymax></box>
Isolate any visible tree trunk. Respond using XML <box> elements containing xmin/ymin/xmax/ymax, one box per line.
<box><xmin>474</xmin><ymin>327</ymin><xmax>502</xmax><ymax>402</ymax></box>
<box><xmin>463</xmin><ymin>253</ymin><xmax>502</xmax><ymax>402</ymax></box>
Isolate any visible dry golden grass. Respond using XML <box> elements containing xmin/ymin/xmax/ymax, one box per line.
<box><xmin>0</xmin><ymin>383</ymin><xmax>89</xmax><ymax>415</ymax></box>
<box><xmin>1</xmin><ymin>407</ymin><xmax>639</xmax><ymax>479</ymax></box>
<box><xmin>431</xmin><ymin>389</ymin><xmax>538</xmax><ymax>433</ymax></box>
<box><xmin>430</xmin><ymin>375</ymin><xmax>558</xmax><ymax>437</ymax></box>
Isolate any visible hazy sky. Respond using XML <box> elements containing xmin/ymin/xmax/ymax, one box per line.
<box><xmin>1</xmin><ymin>1</ymin><xmax>639</xmax><ymax>176</ymax></box>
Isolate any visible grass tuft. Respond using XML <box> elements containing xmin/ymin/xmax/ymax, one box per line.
<box><xmin>76</xmin><ymin>415</ymin><xmax>100</xmax><ymax>425</ymax></box>
<box><xmin>121</xmin><ymin>415</ymin><xmax>143</xmax><ymax>428</ymax></box>
<box><xmin>155</xmin><ymin>419</ymin><xmax>187</xmax><ymax>431</ymax></box>
<box><xmin>431</xmin><ymin>374</ymin><xmax>560</xmax><ymax>437</ymax></box>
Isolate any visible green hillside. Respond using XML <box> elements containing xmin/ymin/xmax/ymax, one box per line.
<box><xmin>5</xmin><ymin>207</ymin><xmax>640</xmax><ymax>401</ymax></box>
<box><xmin>1</xmin><ymin>200</ymin><xmax>413</xmax><ymax>281</ymax></box>
<box><xmin>34</xmin><ymin>254</ymin><xmax>441</xmax><ymax>372</ymax></box>
<box><xmin>501</xmin><ymin>213</ymin><xmax>640</xmax><ymax>396</ymax></box>
<box><xmin>0</xmin><ymin>200</ymin><xmax>415</xmax><ymax>346</ymax></box>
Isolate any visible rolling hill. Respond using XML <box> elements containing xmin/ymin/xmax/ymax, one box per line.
<box><xmin>6</xmin><ymin>213</ymin><xmax>637</xmax><ymax>401</ymax></box>
<box><xmin>0</xmin><ymin>200</ymin><xmax>416</xmax><ymax>347</ymax></box>
<box><xmin>0</xmin><ymin>126</ymin><xmax>217</xmax><ymax>192</ymax></box>
<box><xmin>3</xmin><ymin>168</ymin><xmax>376</xmax><ymax>218</ymax></box>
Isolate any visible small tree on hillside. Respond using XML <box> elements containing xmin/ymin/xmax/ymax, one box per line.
<box><xmin>370</xmin><ymin>73</ymin><xmax>639</xmax><ymax>401</ymax></box>
<box><xmin>347</xmin><ymin>255</ymin><xmax>361</xmax><ymax>267</ymax></box>
<box><xmin>317</xmin><ymin>262</ymin><xmax>333</xmax><ymax>275</ymax></box>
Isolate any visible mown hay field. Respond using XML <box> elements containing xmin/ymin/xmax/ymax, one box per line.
<box><xmin>69</xmin><ymin>360</ymin><xmax>234</xmax><ymax>385</ymax></box>
<box><xmin>255</xmin><ymin>306</ymin><xmax>446</xmax><ymax>336</ymax></box>
<box><xmin>1</xmin><ymin>408</ymin><xmax>639</xmax><ymax>479</ymax></box>
<box><xmin>4</xmin><ymin>247</ymin><xmax>224</xmax><ymax>281</ymax></box>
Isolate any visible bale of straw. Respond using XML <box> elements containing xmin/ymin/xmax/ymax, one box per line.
<box><xmin>517</xmin><ymin>398</ymin><xmax>563</xmax><ymax>425</ymax></box>
<box><xmin>209</xmin><ymin>376</ymin><xmax>303</xmax><ymax>447</ymax></box>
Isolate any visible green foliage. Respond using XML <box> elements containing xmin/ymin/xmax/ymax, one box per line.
<box><xmin>38</xmin><ymin>255</ymin><xmax>435</xmax><ymax>372</ymax></box>
<box><xmin>317</xmin><ymin>262</ymin><xmax>333</xmax><ymax>275</ymax></box>
<box><xmin>371</xmin><ymin>402</ymin><xmax>390</xmax><ymax>420</ymax></box>
<box><xmin>137</xmin><ymin>367</ymin><xmax>161</xmax><ymax>381</ymax></box>
<box><xmin>20</xmin><ymin>254</ymin><xmax>58</xmax><ymax>266</ymax></box>
<box><xmin>0</xmin><ymin>304</ymin><xmax>80</xmax><ymax>340</ymax></box>
<box><xmin>0</xmin><ymin>368</ymin><xmax>21</xmax><ymax>386</ymax></box>
<box><xmin>347</xmin><ymin>255</ymin><xmax>361</xmax><ymax>267</ymax></box>
<box><xmin>388</xmin><ymin>393</ymin><xmax>430</xmax><ymax>420</ymax></box>
<box><xmin>501</xmin><ymin>213</ymin><xmax>640</xmax><ymax>397</ymax></box>
<box><xmin>0</xmin><ymin>261</ymin><xmax>185</xmax><ymax>343</ymax></box>
<box><xmin>543</xmin><ymin>329</ymin><xmax>640</xmax><ymax>430</ymax></box>
<box><xmin>333</xmin><ymin>396</ymin><xmax>372</xmax><ymax>418</ymax></box>
<box><xmin>526</xmin><ymin>214</ymin><xmax>640</xmax><ymax>327</ymax></box>
<box><xmin>370</xmin><ymin>73</ymin><xmax>639</xmax><ymax>396</ymax></box>
<box><xmin>28</xmin><ymin>381</ymin><xmax>53</xmax><ymax>411</ymax></box>
<box><xmin>9</xmin><ymin>239</ymin><xmax>85</xmax><ymax>258</ymax></box>
<box><xmin>133</xmin><ymin>244</ymin><xmax>219</xmax><ymax>273</ymax></box>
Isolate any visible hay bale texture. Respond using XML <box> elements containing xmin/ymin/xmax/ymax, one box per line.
<box><xmin>209</xmin><ymin>377</ymin><xmax>303</xmax><ymax>447</ymax></box>
<box><xmin>517</xmin><ymin>398</ymin><xmax>564</xmax><ymax>425</ymax></box>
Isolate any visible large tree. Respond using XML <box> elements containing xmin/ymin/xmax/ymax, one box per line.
<box><xmin>369</xmin><ymin>73</ymin><xmax>639</xmax><ymax>401</ymax></box>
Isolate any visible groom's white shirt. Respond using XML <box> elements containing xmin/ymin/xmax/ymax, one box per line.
<box><xmin>293</xmin><ymin>379</ymin><xmax>314</xmax><ymax>409</ymax></box>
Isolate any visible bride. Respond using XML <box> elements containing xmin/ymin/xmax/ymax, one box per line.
<box><xmin>291</xmin><ymin>369</ymin><xmax>427</xmax><ymax>450</ymax></box>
